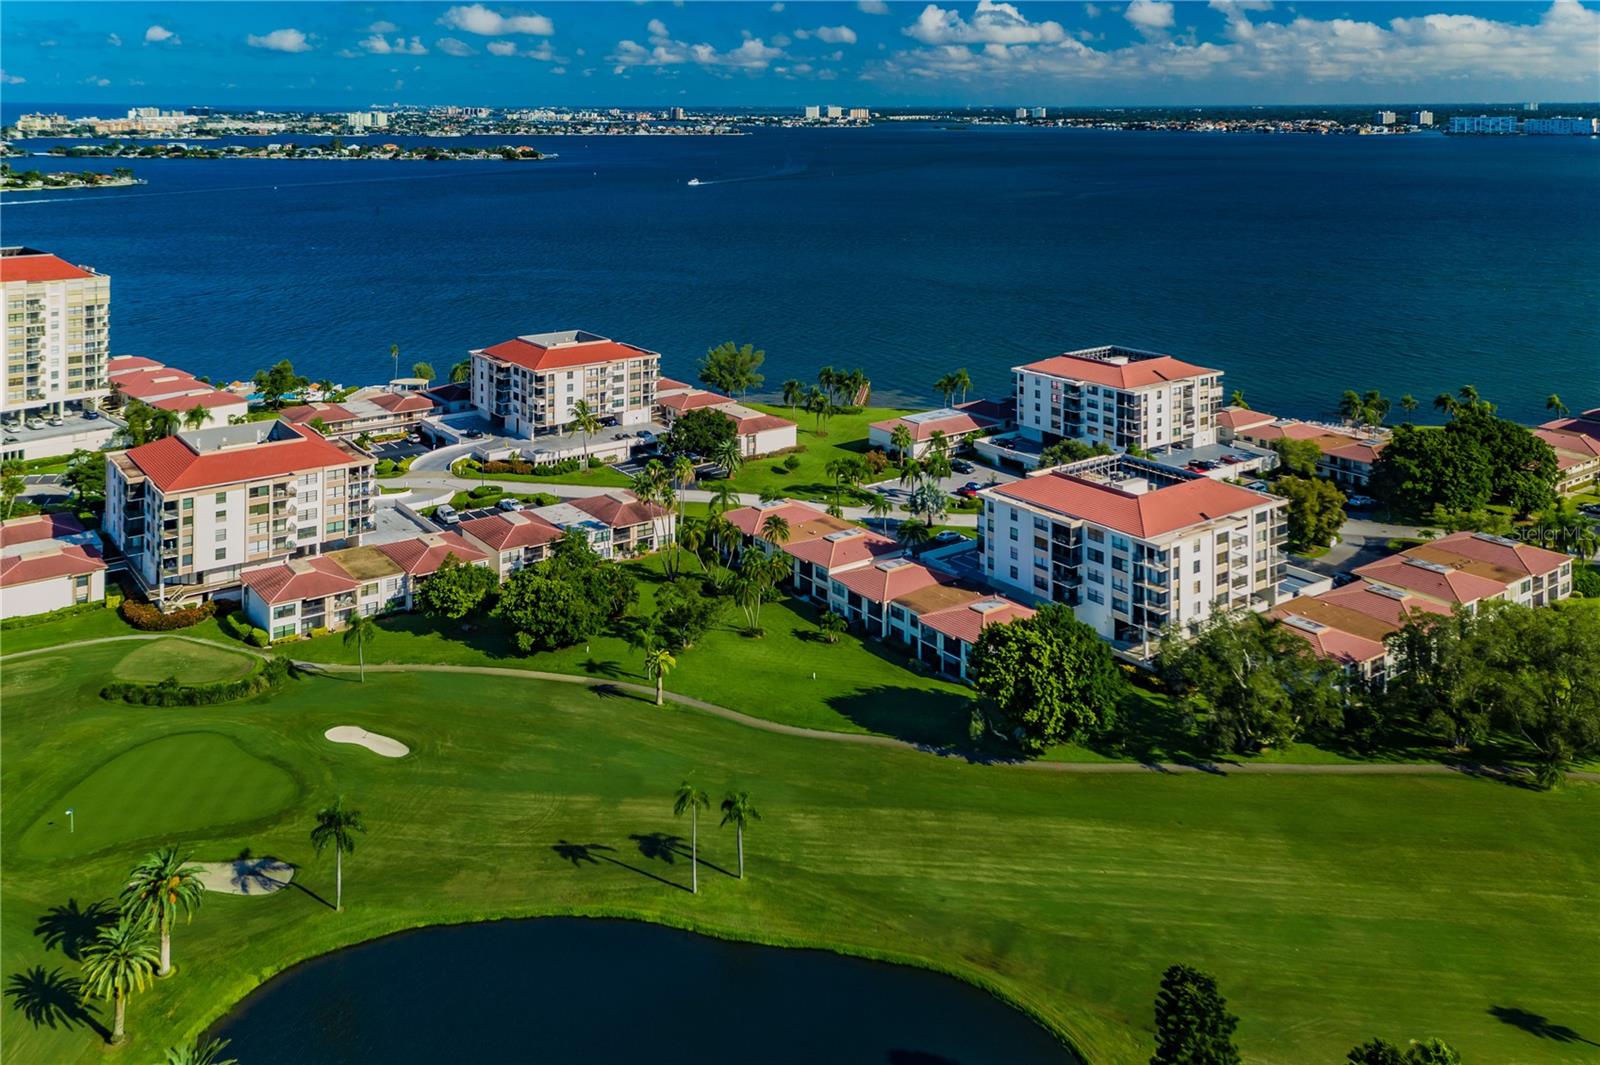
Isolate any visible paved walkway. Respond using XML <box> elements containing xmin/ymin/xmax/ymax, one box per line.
<box><xmin>10</xmin><ymin>635</ymin><xmax>1591</xmax><ymax>782</ymax></box>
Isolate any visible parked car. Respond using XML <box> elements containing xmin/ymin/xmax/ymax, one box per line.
<box><xmin>82</xmin><ymin>410</ymin><xmax>100</xmax><ymax>420</ymax></box>
<box><xmin>406</xmin><ymin>432</ymin><xmax>421</xmax><ymax>443</ymax></box>
<box><xmin>47</xmin><ymin>416</ymin><xmax>65</xmax><ymax>427</ymax></box>
<box><xmin>955</xmin><ymin>481</ymin><xmax>983</xmax><ymax>499</ymax></box>
<box><xmin>1194</xmin><ymin>460</ymin><xmax>1220</xmax><ymax>471</ymax></box>
<box><xmin>1332</xmin><ymin>572</ymin><xmax>1358</xmax><ymax>588</ymax></box>
<box><xmin>1247</xmin><ymin>480</ymin><xmax>1270</xmax><ymax>492</ymax></box>
<box><xmin>934</xmin><ymin>530</ymin><xmax>968</xmax><ymax>544</ymax></box>
<box><xmin>637</xmin><ymin>430</ymin><xmax>656</xmax><ymax>442</ymax></box>
<box><xmin>950</xmin><ymin>459</ymin><xmax>973</xmax><ymax>474</ymax></box>
<box><xmin>496</xmin><ymin>497</ymin><xmax>522</xmax><ymax>513</ymax></box>
<box><xmin>434</xmin><ymin>504</ymin><xmax>460</xmax><ymax>526</ymax></box>
<box><xmin>1580</xmin><ymin>503</ymin><xmax>1600</xmax><ymax>518</ymax></box>
<box><xmin>1346</xmin><ymin>494</ymin><xmax>1376</xmax><ymax>508</ymax></box>
<box><xmin>464</xmin><ymin>429</ymin><xmax>485</xmax><ymax>440</ymax></box>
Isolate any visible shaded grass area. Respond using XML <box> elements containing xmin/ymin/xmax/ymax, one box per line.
<box><xmin>2</xmin><ymin>646</ymin><xmax>1596</xmax><ymax>1065</ymax></box>
<box><xmin>723</xmin><ymin>403</ymin><xmax>916</xmax><ymax>504</ymax></box>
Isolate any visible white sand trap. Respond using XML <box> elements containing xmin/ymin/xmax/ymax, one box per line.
<box><xmin>195</xmin><ymin>858</ymin><xmax>295</xmax><ymax>896</ymax></box>
<box><xmin>325</xmin><ymin>725</ymin><xmax>409</xmax><ymax>758</ymax></box>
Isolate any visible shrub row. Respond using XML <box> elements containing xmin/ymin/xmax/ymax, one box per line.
<box><xmin>218</xmin><ymin>609</ymin><xmax>271</xmax><ymax>646</ymax></box>
<box><xmin>100</xmin><ymin>656</ymin><xmax>291</xmax><ymax>706</ymax></box>
<box><xmin>480</xmin><ymin>457</ymin><xmax>586</xmax><ymax>476</ymax></box>
<box><xmin>119</xmin><ymin>598</ymin><xmax>218</xmax><ymax>631</ymax></box>
<box><xmin>1</xmin><ymin>598</ymin><xmax>113</xmax><ymax>631</ymax></box>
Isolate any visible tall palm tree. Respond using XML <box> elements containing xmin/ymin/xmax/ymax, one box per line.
<box><xmin>343</xmin><ymin>613</ymin><xmax>377</xmax><ymax>682</ymax></box>
<box><xmin>760</xmin><ymin>513</ymin><xmax>791</xmax><ymax>547</ymax></box>
<box><xmin>1337</xmin><ymin>389</ymin><xmax>1364</xmax><ymax>427</ymax></box>
<box><xmin>708</xmin><ymin>480</ymin><xmax>740</xmax><ymax>515</ymax></box>
<box><xmin>1228</xmin><ymin>388</ymin><xmax>1248</xmax><ymax>409</ymax></box>
<box><xmin>934</xmin><ymin>373</ymin><xmax>956</xmax><ymax>406</ymax></box>
<box><xmin>1399</xmin><ymin>394</ymin><xmax>1418</xmax><ymax>416</ymax></box>
<box><xmin>672</xmin><ymin>781</ymin><xmax>710</xmax><ymax>895</ymax></box>
<box><xmin>896</xmin><ymin>518</ymin><xmax>933</xmax><ymax>547</ymax></box>
<box><xmin>644</xmin><ymin>645</ymin><xmax>676</xmax><ymax>707</ymax></box>
<box><xmin>165</xmin><ymin>1038</ymin><xmax>238</xmax><ymax>1065</ymax></box>
<box><xmin>676</xmin><ymin>517</ymin><xmax>707</xmax><ymax>572</ymax></box>
<box><xmin>952</xmin><ymin>368</ymin><xmax>972</xmax><ymax>404</ymax></box>
<box><xmin>889</xmin><ymin>423</ymin><xmax>914</xmax><ymax>460</ymax></box>
<box><xmin>1433</xmin><ymin>391</ymin><xmax>1458</xmax><ymax>417</ymax></box>
<box><xmin>390</xmin><ymin>342</ymin><xmax>400</xmax><ymax>381</ymax></box>
<box><xmin>711</xmin><ymin>436</ymin><xmax>744</xmax><ymax>478</ymax></box>
<box><xmin>1360</xmin><ymin>389</ymin><xmax>1390</xmax><ymax>428</ymax></box>
<box><xmin>842</xmin><ymin>368</ymin><xmax>869</xmax><ymax>406</ymax></box>
<box><xmin>316</xmin><ymin>378</ymin><xmax>337</xmax><ymax>399</ymax></box>
<box><xmin>781</xmin><ymin>378</ymin><xmax>804</xmax><ymax>418</ymax></box>
<box><xmin>719</xmin><ymin>791</ymin><xmax>761</xmax><ymax>880</ymax></box>
<box><xmin>868</xmin><ymin>491</ymin><xmax>894</xmax><ymax>531</ymax></box>
<box><xmin>897</xmin><ymin>458</ymin><xmax>922</xmax><ymax>490</ymax></box>
<box><xmin>1458</xmin><ymin>384</ymin><xmax>1480</xmax><ymax>407</ymax></box>
<box><xmin>570</xmin><ymin>399</ymin><xmax>601</xmax><ymax>462</ymax></box>
<box><xmin>79</xmin><ymin>917</ymin><xmax>158</xmax><ymax>1045</ymax></box>
<box><xmin>1546</xmin><ymin>393</ymin><xmax>1568</xmax><ymax>418</ymax></box>
<box><xmin>151</xmin><ymin>408</ymin><xmax>181</xmax><ymax>439</ymax></box>
<box><xmin>182</xmin><ymin>404</ymin><xmax>209</xmax><ymax>432</ymax></box>
<box><xmin>310</xmin><ymin>797</ymin><xmax>367</xmax><ymax>912</ymax></box>
<box><xmin>816</xmin><ymin>366</ymin><xmax>838</xmax><ymax>407</ymax></box>
<box><xmin>121</xmin><ymin>846</ymin><xmax>205</xmax><ymax>978</ymax></box>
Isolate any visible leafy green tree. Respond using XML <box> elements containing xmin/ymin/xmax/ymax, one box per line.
<box><xmin>1150</xmin><ymin>964</ymin><xmax>1241</xmax><ymax>1065</ymax></box>
<box><xmin>252</xmin><ymin>359</ymin><xmax>307</xmax><ymax>409</ymax></box>
<box><xmin>496</xmin><ymin>572</ymin><xmax>594</xmax><ymax>651</ymax></box>
<box><xmin>1275</xmin><ymin>475</ymin><xmax>1346</xmax><ymax>552</ymax></box>
<box><xmin>1040</xmin><ymin>438</ymin><xmax>1112</xmax><ymax>467</ymax></box>
<box><xmin>655</xmin><ymin>577</ymin><xmax>724</xmax><ymax>649</ymax></box>
<box><xmin>121</xmin><ymin>846</ymin><xmax>205</xmax><ymax>977</ymax></box>
<box><xmin>1159</xmin><ymin>613</ymin><xmax>1344</xmax><ymax>754</ymax></box>
<box><xmin>1269</xmin><ymin>436</ymin><xmax>1323</xmax><ymax>478</ymax></box>
<box><xmin>165</xmin><ymin>1037</ymin><xmax>238</xmax><ymax>1065</ymax></box>
<box><xmin>968</xmin><ymin>604</ymin><xmax>1124</xmax><ymax>755</ymax></box>
<box><xmin>343</xmin><ymin>612</ymin><xmax>378</xmax><ymax>682</ymax></box>
<box><xmin>816</xmin><ymin>610</ymin><xmax>847</xmax><ymax>643</ymax></box>
<box><xmin>1370</xmin><ymin>424</ymin><xmax>1493</xmax><ymax>514</ymax></box>
<box><xmin>78</xmin><ymin>917</ymin><xmax>158</xmax><ymax>1045</ymax></box>
<box><xmin>1404</xmin><ymin>1038</ymin><xmax>1461</xmax><ymax>1064</ymax></box>
<box><xmin>450</xmin><ymin>359</ymin><xmax>472</xmax><ymax>383</ymax></box>
<box><xmin>310</xmin><ymin>797</ymin><xmax>367</xmax><ymax>912</ymax></box>
<box><xmin>416</xmin><ymin>554</ymin><xmax>496</xmax><ymax>620</ymax></box>
<box><xmin>1573</xmin><ymin>562</ymin><xmax>1600</xmax><ymax>598</ymax></box>
<box><xmin>307</xmin><ymin>416</ymin><xmax>330</xmax><ymax>436</ymax></box>
<box><xmin>664</xmin><ymin>406</ymin><xmax>737</xmax><ymax>458</ymax></box>
<box><xmin>719</xmin><ymin>791</ymin><xmax>761</xmax><ymax>879</ymax></box>
<box><xmin>698</xmin><ymin>341</ymin><xmax>765</xmax><ymax>397</ymax></box>
<box><xmin>1</xmin><ymin>464</ymin><xmax>26</xmax><ymax>520</ymax></box>
<box><xmin>672</xmin><ymin>781</ymin><xmax>710</xmax><ymax>894</ymax></box>
<box><xmin>412</xmin><ymin>361</ymin><xmax>436</xmax><ymax>382</ymax></box>
<box><xmin>120</xmin><ymin>400</ymin><xmax>153</xmax><ymax>446</ymax></box>
<box><xmin>64</xmin><ymin>449</ymin><xmax>107</xmax><ymax>508</ymax></box>
<box><xmin>1383</xmin><ymin>611</ymin><xmax>1490</xmax><ymax>751</ymax></box>
<box><xmin>1346</xmin><ymin>1039</ymin><xmax>1405</xmax><ymax>1065</ymax></box>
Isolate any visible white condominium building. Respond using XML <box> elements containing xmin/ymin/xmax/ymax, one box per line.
<box><xmin>1</xmin><ymin>247</ymin><xmax>111</xmax><ymax>419</ymax></box>
<box><xmin>470</xmin><ymin>329</ymin><xmax>659</xmax><ymax>438</ymax></box>
<box><xmin>104</xmin><ymin>421</ymin><xmax>376</xmax><ymax>606</ymax></box>
<box><xmin>980</xmin><ymin>454</ymin><xmax>1286</xmax><ymax>647</ymax></box>
<box><xmin>1013</xmin><ymin>345</ymin><xmax>1223</xmax><ymax>454</ymax></box>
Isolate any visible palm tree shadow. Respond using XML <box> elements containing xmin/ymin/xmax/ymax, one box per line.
<box><xmin>33</xmin><ymin>899</ymin><xmax>117</xmax><ymax>961</ymax></box>
<box><xmin>581</xmin><ymin>658</ymin><xmax>625</xmax><ymax>679</ymax></box>
<box><xmin>631</xmin><ymin>831</ymin><xmax>736</xmax><ymax>878</ymax></box>
<box><xmin>1489</xmin><ymin>1006</ymin><xmax>1600</xmax><ymax>1047</ymax></box>
<box><xmin>289</xmin><ymin>881</ymin><xmax>338</xmax><ymax>911</ymax></box>
<box><xmin>549</xmin><ymin>839</ymin><xmax>689</xmax><ymax>893</ymax></box>
<box><xmin>4</xmin><ymin>966</ymin><xmax>108</xmax><ymax>1037</ymax></box>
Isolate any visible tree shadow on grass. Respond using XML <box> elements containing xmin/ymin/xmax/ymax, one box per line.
<box><xmin>1489</xmin><ymin>1006</ymin><xmax>1600</xmax><ymax>1047</ymax></box>
<box><xmin>628</xmin><ymin>831</ymin><xmax>737</xmax><ymax>879</ymax></box>
<box><xmin>4</xmin><ymin>966</ymin><xmax>107</xmax><ymax>1037</ymax></box>
<box><xmin>33</xmin><ymin>899</ymin><xmax>117</xmax><ymax>962</ymax></box>
<box><xmin>581</xmin><ymin>658</ymin><xmax>625</xmax><ymax>679</ymax></box>
<box><xmin>549</xmin><ymin>839</ymin><xmax>689</xmax><ymax>893</ymax></box>
<box><xmin>825</xmin><ymin>685</ymin><xmax>1004</xmax><ymax>760</ymax></box>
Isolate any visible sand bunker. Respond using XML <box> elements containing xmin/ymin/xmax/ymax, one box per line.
<box><xmin>325</xmin><ymin>725</ymin><xmax>409</xmax><ymax>758</ymax></box>
<box><xmin>196</xmin><ymin>858</ymin><xmax>295</xmax><ymax>896</ymax></box>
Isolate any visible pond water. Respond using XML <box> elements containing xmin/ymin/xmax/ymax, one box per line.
<box><xmin>212</xmin><ymin>917</ymin><xmax>1075</xmax><ymax>1064</ymax></box>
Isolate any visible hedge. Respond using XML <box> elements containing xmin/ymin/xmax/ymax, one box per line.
<box><xmin>120</xmin><ymin>598</ymin><xmax>218</xmax><ymax>631</ymax></box>
<box><xmin>0</xmin><ymin>599</ymin><xmax>112</xmax><ymax>631</ymax></box>
<box><xmin>100</xmin><ymin>656</ymin><xmax>292</xmax><ymax>706</ymax></box>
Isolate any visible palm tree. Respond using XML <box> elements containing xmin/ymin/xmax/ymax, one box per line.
<box><xmin>1458</xmin><ymin>384</ymin><xmax>1480</xmax><ymax>408</ymax></box>
<box><xmin>952</xmin><ymin>368</ymin><xmax>972</xmax><ymax>404</ymax></box>
<box><xmin>571</xmin><ymin>399</ymin><xmax>601</xmax><ymax>462</ymax></box>
<box><xmin>1228</xmin><ymin>388</ymin><xmax>1248</xmax><ymax>409</ymax></box>
<box><xmin>1399</xmin><ymin>394</ymin><xmax>1418</xmax><ymax>416</ymax></box>
<box><xmin>842</xmin><ymin>368</ymin><xmax>869</xmax><ymax>407</ymax></box>
<box><xmin>719</xmin><ymin>791</ymin><xmax>761</xmax><ymax>880</ymax></box>
<box><xmin>310</xmin><ymin>797</ymin><xmax>367</xmax><ymax>912</ymax></box>
<box><xmin>1547</xmin><ymin>393</ymin><xmax>1568</xmax><ymax>418</ymax></box>
<box><xmin>934</xmin><ymin>373</ymin><xmax>956</xmax><ymax>406</ymax></box>
<box><xmin>78</xmin><ymin>917</ymin><xmax>158</xmax><ymax>1045</ymax></box>
<box><xmin>354</xmin><ymin>432</ymin><xmax>375</xmax><ymax>452</ymax></box>
<box><xmin>343</xmin><ymin>613</ymin><xmax>377</xmax><ymax>682</ymax></box>
<box><xmin>121</xmin><ymin>846</ymin><xmax>205</xmax><ymax>978</ymax></box>
<box><xmin>1433</xmin><ymin>391</ymin><xmax>1458</xmax><ymax>417</ymax></box>
<box><xmin>896</xmin><ymin>518</ymin><xmax>933</xmax><ymax>547</ymax></box>
<box><xmin>390</xmin><ymin>342</ymin><xmax>400</xmax><ymax>381</ymax></box>
<box><xmin>672</xmin><ymin>781</ymin><xmax>710</xmax><ymax>895</ymax></box>
<box><xmin>1337</xmin><ymin>389</ymin><xmax>1364</xmax><ymax>427</ymax></box>
<box><xmin>165</xmin><ymin>1038</ymin><xmax>238</xmax><ymax>1065</ymax></box>
<box><xmin>711</xmin><ymin>436</ymin><xmax>744</xmax><ymax>478</ymax></box>
<box><xmin>1361</xmin><ymin>389</ymin><xmax>1391</xmax><ymax>428</ymax></box>
<box><xmin>182</xmin><ymin>404</ymin><xmax>209</xmax><ymax>432</ymax></box>
<box><xmin>644</xmin><ymin>645</ymin><xmax>676</xmax><ymax>706</ymax></box>
<box><xmin>450</xmin><ymin>359</ymin><xmax>472</xmax><ymax>383</ymax></box>
<box><xmin>897</xmin><ymin>458</ymin><xmax>922</xmax><ymax>490</ymax></box>
<box><xmin>868</xmin><ymin>491</ymin><xmax>894</xmax><ymax>531</ymax></box>
<box><xmin>760</xmin><ymin>513</ymin><xmax>791</xmax><ymax>547</ymax></box>
<box><xmin>781</xmin><ymin>378</ymin><xmax>804</xmax><ymax>418</ymax></box>
<box><xmin>816</xmin><ymin>366</ymin><xmax>838</xmax><ymax>407</ymax></box>
<box><xmin>412</xmin><ymin>361</ymin><xmax>436</xmax><ymax>382</ymax></box>
<box><xmin>816</xmin><ymin>610</ymin><xmax>847</xmax><ymax>643</ymax></box>
<box><xmin>889</xmin><ymin>422</ymin><xmax>914</xmax><ymax>460</ymax></box>
<box><xmin>316</xmin><ymin>378</ymin><xmax>337</xmax><ymax>399</ymax></box>
<box><xmin>804</xmin><ymin>387</ymin><xmax>829</xmax><ymax>435</ymax></box>
<box><xmin>708</xmin><ymin>480</ymin><xmax>739</xmax><ymax>515</ymax></box>
<box><xmin>677</xmin><ymin>517</ymin><xmax>707</xmax><ymax>571</ymax></box>
<box><xmin>151</xmin><ymin>408</ymin><xmax>181</xmax><ymax>439</ymax></box>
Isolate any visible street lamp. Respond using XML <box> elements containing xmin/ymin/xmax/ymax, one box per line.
<box><xmin>65</xmin><ymin>808</ymin><xmax>75</xmax><ymax>833</ymax></box>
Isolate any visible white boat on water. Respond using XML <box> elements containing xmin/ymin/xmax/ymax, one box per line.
<box><xmin>686</xmin><ymin>178</ymin><xmax>702</xmax><ymax>186</ymax></box>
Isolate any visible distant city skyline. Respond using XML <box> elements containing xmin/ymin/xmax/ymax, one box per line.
<box><xmin>1</xmin><ymin>1</ymin><xmax>1596</xmax><ymax>108</ymax></box>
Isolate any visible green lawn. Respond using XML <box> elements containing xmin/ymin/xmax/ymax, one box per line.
<box><xmin>454</xmin><ymin>460</ymin><xmax>634</xmax><ymax>488</ymax></box>
<box><xmin>724</xmin><ymin>403</ymin><xmax>916</xmax><ymax>504</ymax></box>
<box><xmin>2</xmin><ymin>642</ymin><xmax>1595</xmax><ymax>1065</ymax></box>
<box><xmin>112</xmin><ymin>639</ymin><xmax>256</xmax><ymax>685</ymax></box>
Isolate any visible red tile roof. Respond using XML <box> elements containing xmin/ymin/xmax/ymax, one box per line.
<box><xmin>0</xmin><ymin>542</ymin><xmax>104</xmax><ymax>588</ymax></box>
<box><xmin>479</xmin><ymin>336</ymin><xmax>653</xmax><ymax>373</ymax></box>
<box><xmin>832</xmin><ymin>559</ymin><xmax>941</xmax><ymax>604</ymax></box>
<box><xmin>241</xmin><ymin>556</ymin><xmax>359</xmax><ymax>605</ymax></box>
<box><xmin>659</xmin><ymin>390</ymin><xmax>732</xmax><ymax>413</ymax></box>
<box><xmin>1540</xmin><ymin>415</ymin><xmax>1600</xmax><ymax>446</ymax></box>
<box><xmin>783</xmin><ymin>528</ymin><xmax>901</xmax><ymax>570</ymax></box>
<box><xmin>656</xmin><ymin>376</ymin><xmax>693</xmax><ymax>393</ymax></box>
<box><xmin>279</xmin><ymin>403</ymin><xmax>357</xmax><ymax>425</ymax></box>
<box><xmin>107</xmin><ymin>356</ymin><xmax>164</xmax><ymax>376</ymax></box>
<box><xmin>723</xmin><ymin>500</ymin><xmax>834</xmax><ymax>539</ymax></box>
<box><xmin>1535</xmin><ymin>427</ymin><xmax>1600</xmax><ymax>460</ymax></box>
<box><xmin>459</xmin><ymin>511</ymin><xmax>563</xmax><ymax>552</ymax></box>
<box><xmin>1018</xmin><ymin>352</ymin><xmax>1217</xmax><ymax>389</ymax></box>
<box><xmin>919</xmin><ymin>596</ymin><xmax>1036</xmax><ymax>644</ymax></box>
<box><xmin>125</xmin><ymin>423</ymin><xmax>364</xmax><ymax>492</ymax></box>
<box><xmin>1414</xmin><ymin>530</ymin><xmax>1571</xmax><ymax>580</ymax></box>
<box><xmin>1354</xmin><ymin>554</ymin><xmax>1509</xmax><ymax>605</ymax></box>
<box><xmin>0</xmin><ymin>252</ymin><xmax>97</xmax><ymax>283</ymax></box>
<box><xmin>729</xmin><ymin>412</ymin><xmax>795</xmax><ymax>435</ymax></box>
<box><xmin>114</xmin><ymin>372</ymin><xmax>210</xmax><ymax>401</ymax></box>
<box><xmin>993</xmin><ymin>472</ymin><xmax>1270</xmax><ymax>539</ymax></box>
<box><xmin>1217</xmin><ymin>406</ymin><xmax>1277</xmax><ymax>431</ymax></box>
<box><xmin>1272</xmin><ymin>580</ymin><xmax>1450</xmax><ymax>666</ymax></box>
<box><xmin>375</xmin><ymin>532</ymin><xmax>487</xmax><ymax>576</ymax></box>
<box><xmin>367</xmin><ymin>392</ymin><xmax>434</xmax><ymax>414</ymax></box>
<box><xmin>0</xmin><ymin>512</ymin><xmax>90</xmax><ymax>548</ymax></box>
<box><xmin>870</xmin><ymin>409</ymin><xmax>996</xmax><ymax>441</ymax></box>
<box><xmin>570</xmin><ymin>492</ymin><xmax>670</xmax><ymax>528</ymax></box>
<box><xmin>149</xmin><ymin>390</ymin><xmax>247</xmax><ymax>412</ymax></box>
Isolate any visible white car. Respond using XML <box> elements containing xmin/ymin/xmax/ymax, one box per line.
<box><xmin>434</xmin><ymin>504</ymin><xmax>461</xmax><ymax>526</ymax></box>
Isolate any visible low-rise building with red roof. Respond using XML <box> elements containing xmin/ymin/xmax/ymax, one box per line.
<box><xmin>1230</xmin><ymin>416</ymin><xmax>1388</xmax><ymax>488</ymax></box>
<box><xmin>278</xmin><ymin>388</ymin><xmax>435</xmax><ymax>441</ymax></box>
<box><xmin>915</xmin><ymin>595</ymin><xmax>1038</xmax><ymax>680</ymax></box>
<box><xmin>1354</xmin><ymin>531</ymin><xmax>1574</xmax><ymax>609</ymax></box>
<box><xmin>1533</xmin><ymin>423</ymin><xmax>1600</xmax><ymax>496</ymax></box>
<box><xmin>240</xmin><ymin>544</ymin><xmax>410</xmax><ymax>641</ymax></box>
<box><xmin>1013</xmin><ymin>345</ymin><xmax>1224</xmax><ymax>454</ymax></box>
<box><xmin>1270</xmin><ymin>579</ymin><xmax>1451</xmax><ymax>684</ymax></box>
<box><xmin>780</xmin><ymin>525</ymin><xmax>904</xmax><ymax>601</ymax></box>
<box><xmin>459</xmin><ymin>510</ymin><xmax>565</xmax><ymax>577</ymax></box>
<box><xmin>868</xmin><ymin>405</ymin><xmax>1003</xmax><ymax>459</ymax></box>
<box><xmin>0</xmin><ymin>513</ymin><xmax>106</xmax><ymax>619</ymax></box>
<box><xmin>654</xmin><ymin>385</ymin><xmax>798</xmax><ymax>458</ymax></box>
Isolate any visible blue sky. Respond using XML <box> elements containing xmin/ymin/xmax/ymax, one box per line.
<box><xmin>2</xmin><ymin>1</ymin><xmax>1596</xmax><ymax>108</ymax></box>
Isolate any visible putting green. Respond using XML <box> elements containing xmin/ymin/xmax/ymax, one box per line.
<box><xmin>113</xmin><ymin>639</ymin><xmax>256</xmax><ymax>685</ymax></box>
<box><xmin>18</xmin><ymin>731</ymin><xmax>300</xmax><ymax>859</ymax></box>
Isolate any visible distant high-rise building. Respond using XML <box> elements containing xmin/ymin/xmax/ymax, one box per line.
<box><xmin>1015</xmin><ymin>107</ymin><xmax>1028</xmax><ymax>119</ymax></box>
<box><xmin>825</xmin><ymin>105</ymin><xmax>843</xmax><ymax>118</ymax></box>
<box><xmin>1522</xmin><ymin>116</ymin><xmax>1592</xmax><ymax>135</ymax></box>
<box><xmin>1030</xmin><ymin>107</ymin><xmax>1047</xmax><ymax>118</ymax></box>
<box><xmin>847</xmin><ymin>107</ymin><xmax>870</xmax><ymax>120</ymax></box>
<box><xmin>1524</xmin><ymin>101</ymin><xmax>1540</xmax><ymax>111</ymax></box>
<box><xmin>803</xmin><ymin>105</ymin><xmax>821</xmax><ymax>119</ymax></box>
<box><xmin>1411</xmin><ymin>110</ymin><xmax>1434</xmax><ymax>126</ymax></box>
<box><xmin>671</xmin><ymin>107</ymin><xmax>687</xmax><ymax>121</ymax></box>
<box><xmin>1</xmin><ymin>247</ymin><xmax>111</xmax><ymax>420</ymax></box>
<box><xmin>1449</xmin><ymin>115</ymin><xmax>1519</xmax><ymax>134</ymax></box>
<box><xmin>1374</xmin><ymin>111</ymin><xmax>1397</xmax><ymax>125</ymax></box>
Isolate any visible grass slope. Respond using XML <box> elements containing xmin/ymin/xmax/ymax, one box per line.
<box><xmin>112</xmin><ymin>640</ymin><xmax>256</xmax><ymax>685</ymax></box>
<box><xmin>2</xmin><ymin>643</ymin><xmax>1596</xmax><ymax>1065</ymax></box>
<box><xmin>724</xmin><ymin>403</ymin><xmax>913</xmax><ymax>504</ymax></box>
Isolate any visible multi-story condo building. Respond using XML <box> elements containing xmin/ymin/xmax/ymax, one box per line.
<box><xmin>1014</xmin><ymin>345</ymin><xmax>1223</xmax><ymax>455</ymax></box>
<box><xmin>1</xmin><ymin>247</ymin><xmax>111</xmax><ymax>420</ymax></box>
<box><xmin>979</xmin><ymin>454</ymin><xmax>1286</xmax><ymax>648</ymax></box>
<box><xmin>104</xmin><ymin>421</ymin><xmax>375</xmax><ymax>606</ymax></box>
<box><xmin>469</xmin><ymin>329</ymin><xmax>659</xmax><ymax>438</ymax></box>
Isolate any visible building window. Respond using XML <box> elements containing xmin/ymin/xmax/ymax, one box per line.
<box><xmin>214</xmin><ymin>548</ymin><xmax>227</xmax><ymax>561</ymax></box>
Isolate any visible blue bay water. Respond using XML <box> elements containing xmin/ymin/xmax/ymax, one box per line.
<box><xmin>2</xmin><ymin>125</ymin><xmax>1596</xmax><ymax>423</ymax></box>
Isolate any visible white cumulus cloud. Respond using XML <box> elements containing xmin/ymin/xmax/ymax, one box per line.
<box><xmin>247</xmin><ymin>28</ymin><xmax>313</xmax><ymax>52</ymax></box>
<box><xmin>487</xmin><ymin>40</ymin><xmax>518</xmax><ymax>55</ymax></box>
<box><xmin>1124</xmin><ymin>0</ymin><xmax>1175</xmax><ymax>35</ymax></box>
<box><xmin>361</xmin><ymin>34</ymin><xmax>428</xmax><ymax>55</ymax></box>
<box><xmin>905</xmin><ymin>1</ymin><xmax>1065</xmax><ymax>45</ymax></box>
<box><xmin>437</xmin><ymin>4</ymin><xmax>554</xmax><ymax>36</ymax></box>
<box><xmin>436</xmin><ymin>37</ymin><xmax>477</xmax><ymax>56</ymax></box>
<box><xmin>1</xmin><ymin>69</ymin><xmax>25</xmax><ymax>85</ymax></box>
<box><xmin>815</xmin><ymin>25</ymin><xmax>859</xmax><ymax>44</ymax></box>
<box><xmin>610</xmin><ymin>25</ymin><xmax>785</xmax><ymax>73</ymax></box>
<box><xmin>368</xmin><ymin>20</ymin><xmax>398</xmax><ymax>33</ymax></box>
<box><xmin>144</xmin><ymin>24</ymin><xmax>178</xmax><ymax>44</ymax></box>
<box><xmin>859</xmin><ymin>0</ymin><xmax>891</xmax><ymax>12</ymax></box>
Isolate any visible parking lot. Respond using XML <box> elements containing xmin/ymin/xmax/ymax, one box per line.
<box><xmin>866</xmin><ymin>457</ymin><xmax>1021</xmax><ymax>507</ymax></box>
<box><xmin>369</xmin><ymin>438</ymin><xmax>432</xmax><ymax>462</ymax></box>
